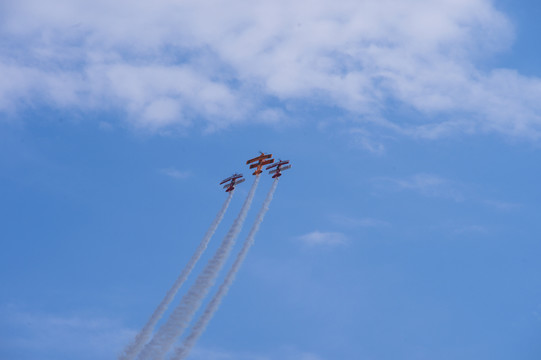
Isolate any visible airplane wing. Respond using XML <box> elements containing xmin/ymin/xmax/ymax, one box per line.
<box><xmin>266</xmin><ymin>163</ymin><xmax>279</xmax><ymax>170</ymax></box>
<box><xmin>246</xmin><ymin>153</ymin><xmax>272</xmax><ymax>164</ymax></box>
<box><xmin>224</xmin><ymin>179</ymin><xmax>245</xmax><ymax>189</ymax></box>
<box><xmin>269</xmin><ymin>164</ymin><xmax>291</xmax><ymax>175</ymax></box>
<box><xmin>246</xmin><ymin>156</ymin><xmax>261</xmax><ymax>164</ymax></box>
<box><xmin>220</xmin><ymin>173</ymin><xmax>243</xmax><ymax>184</ymax></box>
<box><xmin>221</xmin><ymin>174</ymin><xmax>242</xmax><ymax>184</ymax></box>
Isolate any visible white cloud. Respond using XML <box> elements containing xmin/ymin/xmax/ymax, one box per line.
<box><xmin>0</xmin><ymin>305</ymin><xmax>135</xmax><ymax>360</ymax></box>
<box><xmin>160</xmin><ymin>167</ymin><xmax>191</xmax><ymax>180</ymax></box>
<box><xmin>187</xmin><ymin>348</ymin><xmax>267</xmax><ymax>360</ymax></box>
<box><xmin>1</xmin><ymin>0</ymin><xmax>541</xmax><ymax>139</ymax></box>
<box><xmin>141</xmin><ymin>98</ymin><xmax>182</xmax><ymax>127</ymax></box>
<box><xmin>533</xmin><ymin>304</ymin><xmax>541</xmax><ymax>322</ymax></box>
<box><xmin>296</xmin><ymin>231</ymin><xmax>348</xmax><ymax>246</ymax></box>
<box><xmin>454</xmin><ymin>225</ymin><xmax>489</xmax><ymax>234</ymax></box>
<box><xmin>98</xmin><ymin>121</ymin><xmax>114</xmax><ymax>131</ymax></box>
<box><xmin>349</xmin><ymin>128</ymin><xmax>387</xmax><ymax>154</ymax></box>
<box><xmin>330</xmin><ymin>215</ymin><xmax>389</xmax><ymax>228</ymax></box>
<box><xmin>188</xmin><ymin>346</ymin><xmax>325</xmax><ymax>360</ymax></box>
<box><xmin>375</xmin><ymin>173</ymin><xmax>465</xmax><ymax>201</ymax></box>
<box><xmin>483</xmin><ymin>199</ymin><xmax>521</xmax><ymax>211</ymax></box>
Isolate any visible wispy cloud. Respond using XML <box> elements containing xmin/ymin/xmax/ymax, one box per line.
<box><xmin>454</xmin><ymin>225</ymin><xmax>489</xmax><ymax>235</ymax></box>
<box><xmin>1</xmin><ymin>0</ymin><xmax>541</xmax><ymax>139</ymax></box>
<box><xmin>374</xmin><ymin>173</ymin><xmax>465</xmax><ymax>202</ymax></box>
<box><xmin>349</xmin><ymin>128</ymin><xmax>386</xmax><ymax>155</ymax></box>
<box><xmin>483</xmin><ymin>199</ymin><xmax>521</xmax><ymax>211</ymax></box>
<box><xmin>296</xmin><ymin>231</ymin><xmax>348</xmax><ymax>246</ymax></box>
<box><xmin>187</xmin><ymin>347</ymin><xmax>269</xmax><ymax>360</ymax></box>
<box><xmin>330</xmin><ymin>215</ymin><xmax>389</xmax><ymax>228</ymax></box>
<box><xmin>533</xmin><ymin>304</ymin><xmax>541</xmax><ymax>322</ymax></box>
<box><xmin>374</xmin><ymin>174</ymin><xmax>525</xmax><ymax>210</ymax></box>
<box><xmin>0</xmin><ymin>305</ymin><xmax>135</xmax><ymax>360</ymax></box>
<box><xmin>160</xmin><ymin>167</ymin><xmax>191</xmax><ymax>180</ymax></box>
<box><xmin>98</xmin><ymin>121</ymin><xmax>114</xmax><ymax>132</ymax></box>
<box><xmin>188</xmin><ymin>346</ymin><xmax>325</xmax><ymax>360</ymax></box>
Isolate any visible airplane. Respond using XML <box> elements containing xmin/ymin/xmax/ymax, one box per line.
<box><xmin>246</xmin><ymin>152</ymin><xmax>274</xmax><ymax>175</ymax></box>
<box><xmin>266</xmin><ymin>159</ymin><xmax>291</xmax><ymax>178</ymax></box>
<box><xmin>220</xmin><ymin>173</ymin><xmax>245</xmax><ymax>192</ymax></box>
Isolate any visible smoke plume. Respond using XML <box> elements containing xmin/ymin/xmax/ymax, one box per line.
<box><xmin>171</xmin><ymin>179</ymin><xmax>279</xmax><ymax>360</ymax></box>
<box><xmin>137</xmin><ymin>176</ymin><xmax>260</xmax><ymax>360</ymax></box>
<box><xmin>119</xmin><ymin>192</ymin><xmax>234</xmax><ymax>360</ymax></box>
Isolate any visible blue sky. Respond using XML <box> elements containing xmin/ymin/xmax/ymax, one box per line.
<box><xmin>1</xmin><ymin>0</ymin><xmax>541</xmax><ymax>359</ymax></box>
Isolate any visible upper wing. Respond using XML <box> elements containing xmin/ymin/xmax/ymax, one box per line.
<box><xmin>267</xmin><ymin>160</ymin><xmax>288</xmax><ymax>169</ymax></box>
<box><xmin>220</xmin><ymin>176</ymin><xmax>234</xmax><ymax>185</ymax></box>
<box><xmin>246</xmin><ymin>153</ymin><xmax>272</xmax><ymax>164</ymax></box>
<box><xmin>220</xmin><ymin>173</ymin><xmax>243</xmax><ymax>185</ymax></box>
<box><xmin>269</xmin><ymin>164</ymin><xmax>291</xmax><ymax>175</ymax></box>
<box><xmin>246</xmin><ymin>156</ymin><xmax>261</xmax><ymax>164</ymax></box>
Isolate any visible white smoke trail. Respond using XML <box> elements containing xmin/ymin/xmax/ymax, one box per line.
<box><xmin>171</xmin><ymin>179</ymin><xmax>279</xmax><ymax>360</ymax></box>
<box><xmin>137</xmin><ymin>176</ymin><xmax>260</xmax><ymax>360</ymax></box>
<box><xmin>119</xmin><ymin>192</ymin><xmax>234</xmax><ymax>360</ymax></box>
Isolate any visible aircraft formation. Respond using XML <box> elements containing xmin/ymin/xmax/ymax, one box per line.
<box><xmin>120</xmin><ymin>151</ymin><xmax>290</xmax><ymax>360</ymax></box>
<box><xmin>220</xmin><ymin>152</ymin><xmax>291</xmax><ymax>191</ymax></box>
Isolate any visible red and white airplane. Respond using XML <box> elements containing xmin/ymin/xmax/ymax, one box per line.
<box><xmin>246</xmin><ymin>152</ymin><xmax>274</xmax><ymax>175</ymax></box>
<box><xmin>220</xmin><ymin>173</ymin><xmax>245</xmax><ymax>192</ymax></box>
<box><xmin>266</xmin><ymin>159</ymin><xmax>291</xmax><ymax>178</ymax></box>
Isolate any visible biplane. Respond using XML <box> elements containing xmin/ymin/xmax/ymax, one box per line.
<box><xmin>220</xmin><ymin>173</ymin><xmax>245</xmax><ymax>192</ymax></box>
<box><xmin>246</xmin><ymin>152</ymin><xmax>274</xmax><ymax>175</ymax></box>
<box><xmin>266</xmin><ymin>159</ymin><xmax>291</xmax><ymax>178</ymax></box>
